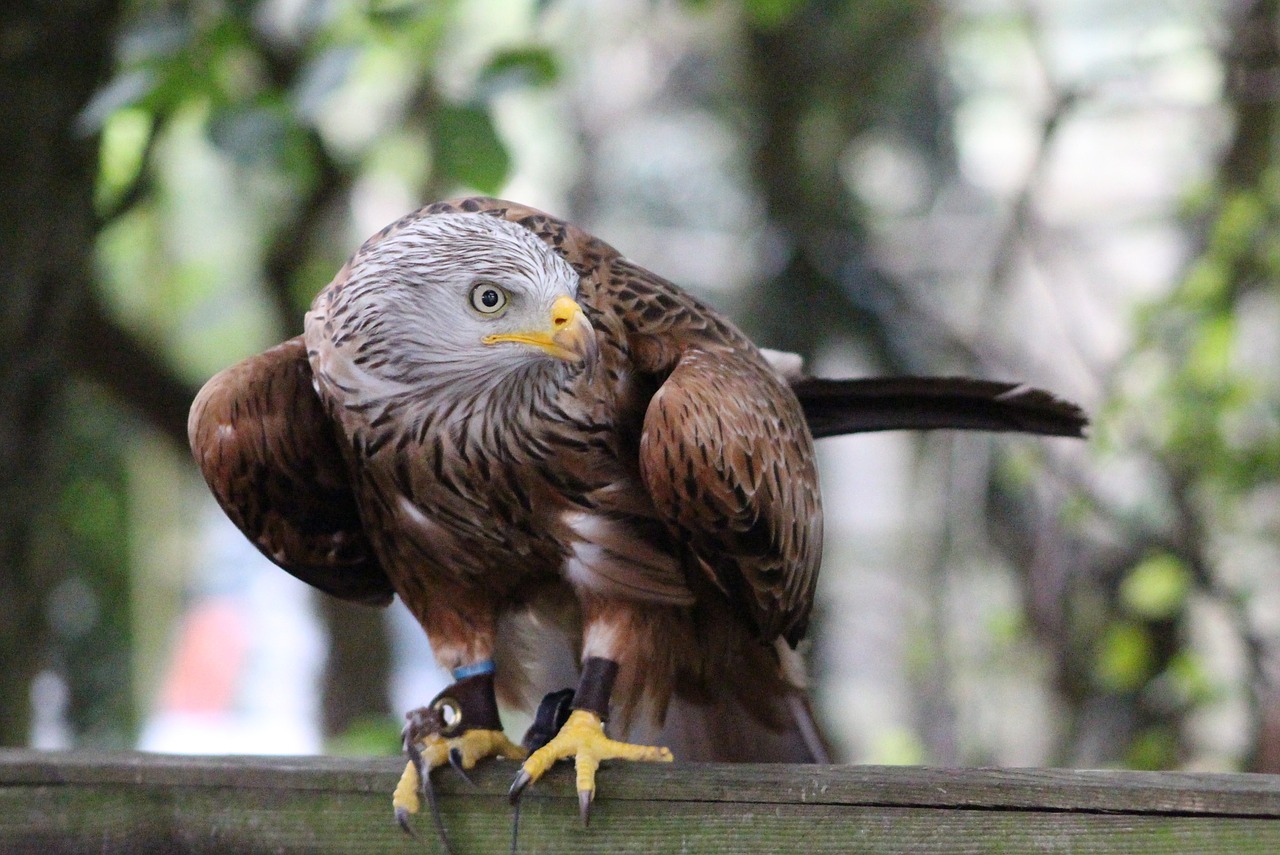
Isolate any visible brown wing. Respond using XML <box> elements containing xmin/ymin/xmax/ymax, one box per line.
<box><xmin>188</xmin><ymin>336</ymin><xmax>393</xmax><ymax>606</ymax></box>
<box><xmin>637</xmin><ymin>348</ymin><xmax>821</xmax><ymax>646</ymax></box>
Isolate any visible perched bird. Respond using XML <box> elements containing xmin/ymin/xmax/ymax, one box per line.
<box><xmin>189</xmin><ymin>198</ymin><xmax>1086</xmax><ymax>831</ymax></box>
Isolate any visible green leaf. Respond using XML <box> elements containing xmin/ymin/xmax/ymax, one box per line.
<box><xmin>325</xmin><ymin>715</ymin><xmax>402</xmax><ymax>756</ymax></box>
<box><xmin>1209</xmin><ymin>190</ymin><xmax>1265</xmax><ymax>260</ymax></box>
<box><xmin>1120</xmin><ymin>553</ymin><xmax>1191</xmax><ymax>620</ymax></box>
<box><xmin>430</xmin><ymin>104</ymin><xmax>510</xmax><ymax>193</ymax></box>
<box><xmin>1185</xmin><ymin>314</ymin><xmax>1236</xmax><ymax>387</ymax></box>
<box><xmin>867</xmin><ymin>727</ymin><xmax>927</xmax><ymax>765</ymax></box>
<box><xmin>1094</xmin><ymin>621</ymin><xmax>1155</xmax><ymax>692</ymax></box>
<box><xmin>61</xmin><ymin>477</ymin><xmax>125</xmax><ymax>547</ymax></box>
<box><xmin>367</xmin><ymin>0</ymin><xmax>429</xmax><ymax>28</ymax></box>
<box><xmin>95</xmin><ymin>108</ymin><xmax>153</xmax><ymax>213</ymax></box>
<box><xmin>1126</xmin><ymin>726</ymin><xmax>1178</xmax><ymax>770</ymax></box>
<box><xmin>477</xmin><ymin>47</ymin><xmax>560</xmax><ymax>97</ymax></box>
<box><xmin>985</xmin><ymin>607</ymin><xmax>1025</xmax><ymax>646</ymax></box>
<box><xmin>1166</xmin><ymin>651</ymin><xmax>1217</xmax><ymax>706</ymax></box>
<box><xmin>744</xmin><ymin>0</ymin><xmax>807</xmax><ymax>29</ymax></box>
<box><xmin>1177</xmin><ymin>256</ymin><xmax>1229</xmax><ymax>308</ymax></box>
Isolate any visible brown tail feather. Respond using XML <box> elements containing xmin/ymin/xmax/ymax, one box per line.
<box><xmin>791</xmin><ymin>376</ymin><xmax>1088</xmax><ymax>439</ymax></box>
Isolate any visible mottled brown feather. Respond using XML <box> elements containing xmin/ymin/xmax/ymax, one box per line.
<box><xmin>637</xmin><ymin>349</ymin><xmax>820</xmax><ymax>645</ymax></box>
<box><xmin>188</xmin><ymin>336</ymin><xmax>393</xmax><ymax>605</ymax></box>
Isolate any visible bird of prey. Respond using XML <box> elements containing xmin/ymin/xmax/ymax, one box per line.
<box><xmin>189</xmin><ymin>197</ymin><xmax>1086</xmax><ymax>831</ymax></box>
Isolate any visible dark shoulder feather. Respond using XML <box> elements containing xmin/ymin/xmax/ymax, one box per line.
<box><xmin>188</xmin><ymin>336</ymin><xmax>394</xmax><ymax>606</ymax></box>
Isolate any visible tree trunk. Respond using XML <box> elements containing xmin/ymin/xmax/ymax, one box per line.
<box><xmin>319</xmin><ymin>599</ymin><xmax>392</xmax><ymax>739</ymax></box>
<box><xmin>0</xmin><ymin>0</ymin><xmax>122</xmax><ymax>746</ymax></box>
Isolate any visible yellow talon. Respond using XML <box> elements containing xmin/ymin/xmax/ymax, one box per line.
<box><xmin>392</xmin><ymin>728</ymin><xmax>526</xmax><ymax>819</ymax></box>
<box><xmin>513</xmin><ymin>709</ymin><xmax>672</xmax><ymax>820</ymax></box>
<box><xmin>393</xmin><ymin>759</ymin><xmax>422</xmax><ymax>817</ymax></box>
<box><xmin>447</xmin><ymin>727</ymin><xmax>527</xmax><ymax>769</ymax></box>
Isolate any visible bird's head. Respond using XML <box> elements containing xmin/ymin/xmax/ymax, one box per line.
<box><xmin>310</xmin><ymin>212</ymin><xmax>598</xmax><ymax>390</ymax></box>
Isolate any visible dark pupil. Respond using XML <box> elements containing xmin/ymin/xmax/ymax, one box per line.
<box><xmin>480</xmin><ymin>289</ymin><xmax>499</xmax><ymax>307</ymax></box>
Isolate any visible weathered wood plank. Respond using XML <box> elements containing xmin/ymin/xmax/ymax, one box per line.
<box><xmin>2</xmin><ymin>749</ymin><xmax>1278</xmax><ymax>854</ymax></box>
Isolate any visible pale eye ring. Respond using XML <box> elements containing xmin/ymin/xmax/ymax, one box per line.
<box><xmin>470</xmin><ymin>283</ymin><xmax>508</xmax><ymax>314</ymax></box>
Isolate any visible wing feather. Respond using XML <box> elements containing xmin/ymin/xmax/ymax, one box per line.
<box><xmin>638</xmin><ymin>348</ymin><xmax>821</xmax><ymax>645</ymax></box>
<box><xmin>188</xmin><ymin>336</ymin><xmax>393</xmax><ymax>605</ymax></box>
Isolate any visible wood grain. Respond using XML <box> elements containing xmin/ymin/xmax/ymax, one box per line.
<box><xmin>2</xmin><ymin>750</ymin><xmax>1278</xmax><ymax>854</ymax></box>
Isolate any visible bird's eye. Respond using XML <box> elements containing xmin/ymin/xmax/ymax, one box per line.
<box><xmin>469</xmin><ymin>283</ymin><xmax>508</xmax><ymax>314</ymax></box>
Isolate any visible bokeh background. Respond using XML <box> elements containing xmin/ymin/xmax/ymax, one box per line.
<box><xmin>4</xmin><ymin>0</ymin><xmax>1279</xmax><ymax>773</ymax></box>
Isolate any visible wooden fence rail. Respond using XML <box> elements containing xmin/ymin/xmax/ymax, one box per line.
<box><xmin>2</xmin><ymin>748</ymin><xmax>1278</xmax><ymax>853</ymax></box>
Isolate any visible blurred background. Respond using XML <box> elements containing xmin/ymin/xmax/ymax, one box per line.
<box><xmin>3</xmin><ymin>0</ymin><xmax>1279</xmax><ymax>773</ymax></box>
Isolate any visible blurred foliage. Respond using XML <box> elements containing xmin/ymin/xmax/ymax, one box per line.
<box><xmin>35</xmin><ymin>387</ymin><xmax>137</xmax><ymax>747</ymax></box>
<box><xmin>6</xmin><ymin>0</ymin><xmax>1279</xmax><ymax>777</ymax></box>
<box><xmin>1085</xmin><ymin>125</ymin><xmax>1280</xmax><ymax>769</ymax></box>
<box><xmin>324</xmin><ymin>715</ymin><xmax>403</xmax><ymax>757</ymax></box>
<box><xmin>88</xmin><ymin>0</ymin><xmax>561</xmax><ymax>342</ymax></box>
<box><xmin>1121</xmin><ymin>554</ymin><xmax>1191</xmax><ymax>621</ymax></box>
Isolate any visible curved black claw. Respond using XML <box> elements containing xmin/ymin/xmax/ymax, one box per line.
<box><xmin>508</xmin><ymin>769</ymin><xmax>532</xmax><ymax>805</ymax></box>
<box><xmin>448</xmin><ymin>747</ymin><xmax>476</xmax><ymax>786</ymax></box>
<box><xmin>509</xmin><ymin>687</ymin><xmax>581</xmax><ymax>851</ymax></box>
<box><xmin>401</xmin><ymin>736</ymin><xmax>456</xmax><ymax>855</ymax></box>
<box><xmin>578</xmin><ymin>789</ymin><xmax>593</xmax><ymax>826</ymax></box>
<box><xmin>422</xmin><ymin>767</ymin><xmax>456</xmax><ymax>855</ymax></box>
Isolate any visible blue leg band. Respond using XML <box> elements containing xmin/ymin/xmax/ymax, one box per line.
<box><xmin>451</xmin><ymin>659</ymin><xmax>496</xmax><ymax>681</ymax></box>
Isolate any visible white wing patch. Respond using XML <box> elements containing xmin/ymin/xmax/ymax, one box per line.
<box><xmin>583</xmin><ymin>620</ymin><xmax>624</xmax><ymax>659</ymax></box>
<box><xmin>759</xmin><ymin>348</ymin><xmax>805</xmax><ymax>381</ymax></box>
<box><xmin>561</xmin><ymin>510</ymin><xmax>695</xmax><ymax>606</ymax></box>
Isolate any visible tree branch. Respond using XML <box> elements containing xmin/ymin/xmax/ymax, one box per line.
<box><xmin>262</xmin><ymin>131</ymin><xmax>350</xmax><ymax>336</ymax></box>
<box><xmin>68</xmin><ymin>293</ymin><xmax>197</xmax><ymax>451</ymax></box>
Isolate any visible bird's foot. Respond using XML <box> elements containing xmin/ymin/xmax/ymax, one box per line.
<box><xmin>394</xmin><ymin>727</ymin><xmax>526</xmax><ymax>822</ymax></box>
<box><xmin>507</xmin><ymin>709</ymin><xmax>672</xmax><ymax>824</ymax></box>
<box><xmin>393</xmin><ymin>668</ymin><xmax>521</xmax><ymax>843</ymax></box>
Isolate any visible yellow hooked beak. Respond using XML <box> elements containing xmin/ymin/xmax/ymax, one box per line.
<box><xmin>482</xmin><ymin>295</ymin><xmax>596</xmax><ymax>363</ymax></box>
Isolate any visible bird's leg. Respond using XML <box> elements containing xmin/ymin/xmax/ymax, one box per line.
<box><xmin>520</xmin><ymin>688</ymin><xmax>577</xmax><ymax>754</ymax></box>
<box><xmin>510</xmin><ymin>688</ymin><xmax>577</xmax><ymax>855</ymax></box>
<box><xmin>508</xmin><ymin>657</ymin><xmax>673</xmax><ymax>824</ymax></box>
<box><xmin>393</xmin><ymin>661</ymin><xmax>526</xmax><ymax>833</ymax></box>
